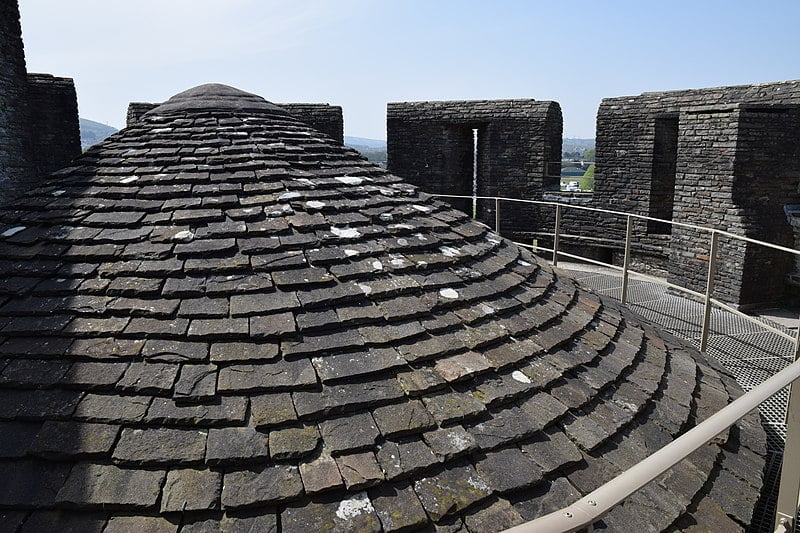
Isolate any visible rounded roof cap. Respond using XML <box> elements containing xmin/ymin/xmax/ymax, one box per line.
<box><xmin>145</xmin><ymin>83</ymin><xmax>290</xmax><ymax>116</ymax></box>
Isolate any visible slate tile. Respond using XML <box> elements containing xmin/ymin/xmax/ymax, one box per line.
<box><xmin>562</xmin><ymin>411</ymin><xmax>610</xmax><ymax>452</ymax></box>
<box><xmin>396</xmin><ymin>367</ymin><xmax>446</xmax><ymax>396</ymax></box>
<box><xmin>206</xmin><ymin>427</ymin><xmax>269</xmax><ymax>465</ymax></box>
<box><xmin>422</xmin><ymin>426</ymin><xmax>478</xmax><ymax>462</ymax></box>
<box><xmin>369</xmin><ymin>481</ymin><xmax>429</xmax><ymax>532</ymax></box>
<box><xmin>221</xmin><ymin>465</ymin><xmax>303</xmax><ymax>508</ymax></box>
<box><xmin>174</xmin><ymin>238</ymin><xmax>237</xmax><ymax>257</ymax></box>
<box><xmin>292</xmin><ymin>377</ymin><xmax>405</xmax><ymax>418</ymax></box>
<box><xmin>188</xmin><ymin>318</ymin><xmax>249</xmax><ymax>339</ymax></box>
<box><xmin>376</xmin><ymin>438</ymin><xmax>439</xmax><ymax>481</ymax></box>
<box><xmin>422</xmin><ymin>391</ymin><xmax>487</xmax><ymax>426</ymax></box>
<box><xmin>146</xmin><ymin>396</ymin><xmax>248</xmax><ymax>426</ymax></box>
<box><xmin>312</xmin><ymin>347</ymin><xmax>405</xmax><ymax>383</ymax></box>
<box><xmin>319</xmin><ymin>412</ymin><xmax>380</xmax><ymax>455</ymax></box>
<box><xmin>372</xmin><ymin>399</ymin><xmax>436</xmax><ymax>438</ymax></box>
<box><xmin>299</xmin><ymin>454</ymin><xmax>343</xmax><ymax>494</ymax></box>
<box><xmin>475</xmin><ymin>447</ymin><xmax>542</xmax><ymax>493</ymax></box>
<box><xmin>397</xmin><ymin>333</ymin><xmax>467</xmax><ymax>363</ymax></box>
<box><xmin>117</xmin><ymin>362</ymin><xmax>179</xmax><ymax>394</ymax></box>
<box><xmin>463</xmin><ymin>498</ymin><xmax>525</xmax><ymax>533</ymax></box>
<box><xmin>249</xmin><ymin>312</ymin><xmax>296</xmax><ymax>337</ymax></box>
<box><xmin>161</xmin><ymin>469</ymin><xmax>222</xmax><ymax>512</ymax></box>
<box><xmin>251</xmin><ymin>392</ymin><xmax>298</xmax><ymax>428</ymax></box>
<box><xmin>162</xmin><ymin>276</ymin><xmax>206</xmax><ymax>298</ymax></box>
<box><xmin>28</xmin><ymin>421</ymin><xmax>120</xmax><ymax>459</ymax></box>
<box><xmin>230</xmin><ymin>291</ymin><xmax>299</xmax><ymax>317</ymax></box>
<box><xmin>61</xmin><ymin>362</ymin><xmax>128</xmax><ymax>390</ymax></box>
<box><xmin>0</xmin><ymin>421</ymin><xmax>40</xmax><ymax>458</ymax></box>
<box><xmin>174</xmin><ymin>364</ymin><xmax>217</xmax><ymax>401</ymax></box>
<box><xmin>483</xmin><ymin>339</ymin><xmax>543</xmax><ymax>369</ymax></box>
<box><xmin>19</xmin><ymin>510</ymin><xmax>107</xmax><ymax>533</ymax></box>
<box><xmin>282</xmin><ymin>493</ymin><xmax>381</xmax><ymax>533</ymax></box>
<box><xmin>282</xmin><ymin>328</ymin><xmax>365</xmax><ymax>357</ymax></box>
<box><xmin>74</xmin><ymin>394</ymin><xmax>151</xmax><ymax>423</ymax></box>
<box><xmin>270</xmin><ymin>425</ymin><xmax>320</xmax><ymax>461</ymax></box>
<box><xmin>0</xmin><ymin>359</ymin><xmax>70</xmax><ymax>387</ymax></box>
<box><xmin>113</xmin><ymin>427</ymin><xmax>207</xmax><ymax>465</ymax></box>
<box><xmin>0</xmin><ymin>459</ymin><xmax>72</xmax><ymax>507</ymax></box>
<box><xmin>521</xmin><ymin>428</ymin><xmax>583</xmax><ymax>474</ymax></box>
<box><xmin>434</xmin><ymin>351</ymin><xmax>492</xmax><ymax>382</ymax></box>
<box><xmin>272</xmin><ymin>267</ymin><xmax>334</xmax><ymax>287</ymax></box>
<box><xmin>210</xmin><ymin>342</ymin><xmax>279</xmax><ymax>363</ymax></box>
<box><xmin>336</xmin><ymin>451</ymin><xmax>384</xmax><ymax>490</ymax></box>
<box><xmin>56</xmin><ymin>462</ymin><xmax>166</xmax><ymax>509</ymax></box>
<box><xmin>107</xmin><ymin>297</ymin><xmax>180</xmax><ymax>317</ymax></box>
<box><xmin>178</xmin><ymin>297</ymin><xmax>229</xmax><ymax>318</ymax></box>
<box><xmin>518</xmin><ymin>391</ymin><xmax>569</xmax><ymax>428</ymax></box>
<box><xmin>126</xmin><ymin>317</ymin><xmax>190</xmax><ymax>337</ymax></box>
<box><xmin>142</xmin><ymin>339</ymin><xmax>209</xmax><ymax>362</ymax></box>
<box><xmin>219</xmin><ymin>510</ymin><xmax>278</xmax><ymax>533</ymax></box>
<box><xmin>413</xmin><ymin>462</ymin><xmax>493</xmax><ymax>522</ymax></box>
<box><xmin>105</xmin><ymin>516</ymin><xmax>180</xmax><ymax>533</ymax></box>
<box><xmin>359</xmin><ymin>320</ymin><xmax>425</xmax><ymax>345</ymax></box>
<box><xmin>69</xmin><ymin>337</ymin><xmax>145</xmax><ymax>359</ymax></box>
<box><xmin>218</xmin><ymin>359</ymin><xmax>317</xmax><ymax>392</ymax></box>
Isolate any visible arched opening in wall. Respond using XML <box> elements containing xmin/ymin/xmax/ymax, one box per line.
<box><xmin>648</xmin><ymin>115</ymin><xmax>679</xmax><ymax>234</ymax></box>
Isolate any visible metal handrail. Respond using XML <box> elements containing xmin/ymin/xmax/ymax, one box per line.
<box><xmin>430</xmin><ymin>192</ymin><xmax>800</xmax><ymax>531</ymax></box>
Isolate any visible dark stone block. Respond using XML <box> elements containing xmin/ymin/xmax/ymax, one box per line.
<box><xmin>112</xmin><ymin>427</ymin><xmax>207</xmax><ymax>465</ymax></box>
<box><xmin>56</xmin><ymin>462</ymin><xmax>166</xmax><ymax>509</ymax></box>
<box><xmin>221</xmin><ymin>465</ymin><xmax>303</xmax><ymax>508</ymax></box>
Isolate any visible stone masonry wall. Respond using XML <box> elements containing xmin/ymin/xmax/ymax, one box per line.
<box><xmin>387</xmin><ymin>99</ymin><xmax>562</xmax><ymax>238</ymax></box>
<box><xmin>128</xmin><ymin>101</ymin><xmax>343</xmax><ymax>143</ymax></box>
<box><xmin>26</xmin><ymin>74</ymin><xmax>81</xmax><ymax>177</ymax></box>
<box><xmin>591</xmin><ymin>81</ymin><xmax>800</xmax><ymax>306</ymax></box>
<box><xmin>0</xmin><ymin>0</ymin><xmax>32</xmax><ymax>203</ymax></box>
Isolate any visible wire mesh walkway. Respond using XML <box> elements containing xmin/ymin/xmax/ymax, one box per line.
<box><xmin>563</xmin><ymin>262</ymin><xmax>798</xmax><ymax>533</ymax></box>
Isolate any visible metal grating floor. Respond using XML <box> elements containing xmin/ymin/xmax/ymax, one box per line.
<box><xmin>563</xmin><ymin>263</ymin><xmax>797</xmax><ymax>533</ymax></box>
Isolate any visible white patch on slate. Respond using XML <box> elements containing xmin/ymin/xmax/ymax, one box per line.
<box><xmin>439</xmin><ymin>288</ymin><xmax>459</xmax><ymax>299</ymax></box>
<box><xmin>331</xmin><ymin>226</ymin><xmax>361</xmax><ymax>239</ymax></box>
<box><xmin>396</xmin><ymin>238</ymin><xmax>408</xmax><ymax>246</ymax></box>
<box><xmin>372</xmin><ymin>261</ymin><xmax>383</xmax><ymax>271</ymax></box>
<box><xmin>264</xmin><ymin>142</ymin><xmax>286</xmax><ymax>150</ymax></box>
<box><xmin>295</xmin><ymin>178</ymin><xmax>314</xmax><ymax>187</ymax></box>
<box><xmin>357</xmin><ymin>283</ymin><xmax>372</xmax><ymax>295</ymax></box>
<box><xmin>440</xmin><ymin>246</ymin><xmax>460</xmax><ymax>257</ymax></box>
<box><xmin>414</xmin><ymin>233</ymin><xmax>428</xmax><ymax>241</ymax></box>
<box><xmin>305</xmin><ymin>201</ymin><xmax>326</xmax><ymax>209</ymax></box>
<box><xmin>518</xmin><ymin>260</ymin><xmax>531</xmax><ymax>266</ymax></box>
<box><xmin>379</xmin><ymin>213</ymin><xmax>393</xmax><ymax>222</ymax></box>
<box><xmin>335</xmin><ymin>176</ymin><xmax>367</xmax><ymax>186</ymax></box>
<box><xmin>1</xmin><ymin>226</ymin><xmax>26</xmax><ymax>238</ymax></box>
<box><xmin>512</xmin><ymin>370</ymin><xmax>532</xmax><ymax>384</ymax></box>
<box><xmin>51</xmin><ymin>190</ymin><xmax>65</xmax><ymax>197</ymax></box>
<box><xmin>412</xmin><ymin>204</ymin><xmax>432</xmax><ymax>213</ymax></box>
<box><xmin>336</xmin><ymin>492</ymin><xmax>374</xmax><ymax>520</ymax></box>
<box><xmin>344</xmin><ymin>249</ymin><xmax>359</xmax><ymax>257</ymax></box>
<box><xmin>120</xmin><ymin>176</ymin><xmax>139</xmax><ymax>184</ymax></box>
<box><xmin>278</xmin><ymin>192</ymin><xmax>301</xmax><ymax>202</ymax></box>
<box><xmin>389</xmin><ymin>224</ymin><xmax>413</xmax><ymax>230</ymax></box>
<box><xmin>173</xmin><ymin>230</ymin><xmax>194</xmax><ymax>242</ymax></box>
<box><xmin>391</xmin><ymin>258</ymin><xmax>406</xmax><ymax>267</ymax></box>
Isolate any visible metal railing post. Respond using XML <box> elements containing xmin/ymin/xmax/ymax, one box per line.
<box><xmin>621</xmin><ymin>215</ymin><xmax>633</xmax><ymax>305</ymax></box>
<box><xmin>700</xmin><ymin>231</ymin><xmax>719</xmax><ymax>353</ymax></box>
<box><xmin>495</xmin><ymin>198</ymin><xmax>501</xmax><ymax>234</ymax></box>
<box><xmin>775</xmin><ymin>321</ymin><xmax>800</xmax><ymax>531</ymax></box>
<box><xmin>552</xmin><ymin>204</ymin><xmax>562</xmax><ymax>267</ymax></box>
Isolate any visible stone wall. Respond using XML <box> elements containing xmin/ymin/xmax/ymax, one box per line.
<box><xmin>26</xmin><ymin>74</ymin><xmax>81</xmax><ymax>177</ymax></box>
<box><xmin>127</xmin><ymin>101</ymin><xmax>344</xmax><ymax>143</ymax></box>
<box><xmin>386</xmin><ymin>99</ymin><xmax>562</xmax><ymax>237</ymax></box>
<box><xmin>0</xmin><ymin>0</ymin><xmax>81</xmax><ymax>205</ymax></box>
<box><xmin>0</xmin><ymin>0</ymin><xmax>32</xmax><ymax>203</ymax></box>
<box><xmin>591</xmin><ymin>81</ymin><xmax>800</xmax><ymax>306</ymax></box>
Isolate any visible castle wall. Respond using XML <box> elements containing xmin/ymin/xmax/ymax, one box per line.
<box><xmin>26</xmin><ymin>74</ymin><xmax>81</xmax><ymax>177</ymax></box>
<box><xmin>386</xmin><ymin>99</ymin><xmax>562</xmax><ymax>237</ymax></box>
<box><xmin>0</xmin><ymin>0</ymin><xmax>33</xmax><ymax>203</ymax></box>
<box><xmin>127</xmin><ymin>101</ymin><xmax>344</xmax><ymax>144</ymax></box>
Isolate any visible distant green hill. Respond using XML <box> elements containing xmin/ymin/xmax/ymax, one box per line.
<box><xmin>79</xmin><ymin>118</ymin><xmax>118</xmax><ymax>149</ymax></box>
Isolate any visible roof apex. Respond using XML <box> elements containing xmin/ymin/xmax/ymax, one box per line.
<box><xmin>145</xmin><ymin>83</ymin><xmax>290</xmax><ymax>117</ymax></box>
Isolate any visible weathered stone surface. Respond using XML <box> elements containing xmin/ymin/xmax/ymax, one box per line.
<box><xmin>146</xmin><ymin>396</ymin><xmax>248</xmax><ymax>426</ymax></box>
<box><xmin>161</xmin><ymin>468</ymin><xmax>222</xmax><ymax>512</ymax></box>
<box><xmin>0</xmin><ymin>460</ymin><xmax>72</xmax><ymax>507</ymax></box>
<box><xmin>0</xmin><ymin>421</ymin><xmax>40</xmax><ymax>458</ymax></box>
<box><xmin>112</xmin><ymin>427</ymin><xmax>207</xmax><ymax>465</ymax></box>
<box><xmin>174</xmin><ymin>364</ymin><xmax>217</xmax><ymax>401</ymax></box>
<box><xmin>299</xmin><ymin>453</ymin><xmax>343</xmax><ymax>494</ymax></box>
<box><xmin>422</xmin><ymin>391</ymin><xmax>487</xmax><ymax>425</ymax></box>
<box><xmin>142</xmin><ymin>340</ymin><xmax>208</xmax><ymax>363</ymax></box>
<box><xmin>474</xmin><ymin>447</ymin><xmax>542</xmax><ymax>493</ymax></box>
<box><xmin>270</xmin><ymin>425</ymin><xmax>320</xmax><ymax>460</ymax></box>
<box><xmin>105</xmin><ymin>516</ymin><xmax>179</xmax><ymax>533</ymax></box>
<box><xmin>210</xmin><ymin>342</ymin><xmax>279</xmax><ymax>362</ymax></box>
<box><xmin>319</xmin><ymin>412</ymin><xmax>380</xmax><ymax>455</ymax></box>
<box><xmin>422</xmin><ymin>426</ymin><xmax>478</xmax><ymax>462</ymax></box>
<box><xmin>222</xmin><ymin>465</ymin><xmax>303</xmax><ymax>508</ymax></box>
<box><xmin>220</xmin><ymin>510</ymin><xmax>278</xmax><ymax>533</ymax></box>
<box><xmin>29</xmin><ymin>421</ymin><xmax>119</xmax><ymax>459</ymax></box>
<box><xmin>60</xmin><ymin>362</ymin><xmax>128</xmax><ymax>389</ymax></box>
<box><xmin>282</xmin><ymin>493</ymin><xmax>381</xmax><ymax>533</ymax></box>
<box><xmin>117</xmin><ymin>362</ymin><xmax>179</xmax><ymax>394</ymax></box>
<box><xmin>18</xmin><ymin>510</ymin><xmax>107</xmax><ymax>533</ymax></box>
<box><xmin>250</xmin><ymin>392</ymin><xmax>297</xmax><ymax>427</ymax></box>
<box><xmin>369</xmin><ymin>482</ymin><xmax>429</xmax><ymax>532</ymax></box>
<box><xmin>521</xmin><ymin>428</ymin><xmax>583</xmax><ymax>474</ymax></box>
<box><xmin>206</xmin><ymin>427</ymin><xmax>269</xmax><ymax>465</ymax></box>
<box><xmin>372</xmin><ymin>399</ymin><xmax>436</xmax><ymax>438</ymax></box>
<box><xmin>56</xmin><ymin>462</ymin><xmax>166</xmax><ymax>508</ymax></box>
<box><xmin>468</xmin><ymin>407</ymin><xmax>540</xmax><ymax>451</ymax></box>
<box><xmin>218</xmin><ymin>360</ymin><xmax>317</xmax><ymax>392</ymax></box>
<box><xmin>413</xmin><ymin>462</ymin><xmax>493</xmax><ymax>522</ymax></box>
<box><xmin>336</xmin><ymin>451</ymin><xmax>384</xmax><ymax>490</ymax></box>
<box><xmin>463</xmin><ymin>498</ymin><xmax>525</xmax><ymax>533</ymax></box>
<box><xmin>312</xmin><ymin>347</ymin><xmax>405</xmax><ymax>382</ymax></box>
<box><xmin>74</xmin><ymin>394</ymin><xmax>151</xmax><ymax>423</ymax></box>
<box><xmin>434</xmin><ymin>351</ymin><xmax>492</xmax><ymax>382</ymax></box>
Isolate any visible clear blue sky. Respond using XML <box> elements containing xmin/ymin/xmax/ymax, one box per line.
<box><xmin>18</xmin><ymin>0</ymin><xmax>800</xmax><ymax>140</ymax></box>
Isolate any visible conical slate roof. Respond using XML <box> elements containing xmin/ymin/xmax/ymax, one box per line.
<box><xmin>0</xmin><ymin>84</ymin><xmax>765</xmax><ymax>532</ymax></box>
